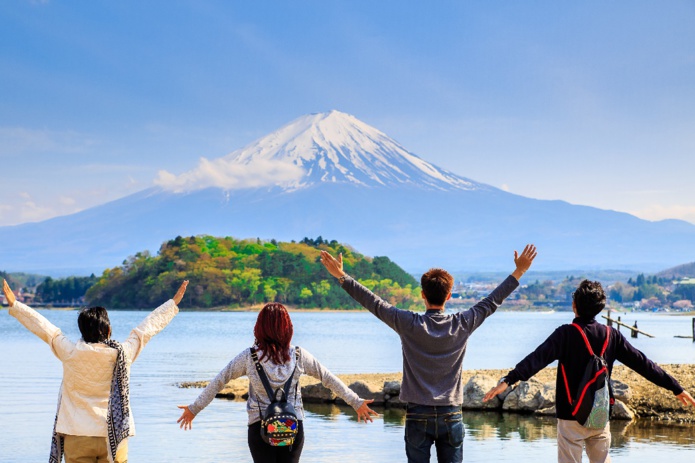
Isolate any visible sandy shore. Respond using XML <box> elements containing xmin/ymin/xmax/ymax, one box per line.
<box><xmin>180</xmin><ymin>364</ymin><xmax>695</xmax><ymax>423</ymax></box>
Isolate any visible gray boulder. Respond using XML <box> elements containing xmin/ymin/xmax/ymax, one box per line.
<box><xmin>301</xmin><ymin>383</ymin><xmax>336</xmax><ymax>403</ymax></box>
<box><xmin>503</xmin><ymin>379</ymin><xmax>555</xmax><ymax>412</ymax></box>
<box><xmin>610</xmin><ymin>379</ymin><xmax>632</xmax><ymax>403</ymax></box>
<box><xmin>611</xmin><ymin>400</ymin><xmax>635</xmax><ymax>421</ymax></box>
<box><xmin>463</xmin><ymin>374</ymin><xmax>503</xmax><ymax>409</ymax></box>
<box><xmin>383</xmin><ymin>380</ymin><xmax>401</xmax><ymax>396</ymax></box>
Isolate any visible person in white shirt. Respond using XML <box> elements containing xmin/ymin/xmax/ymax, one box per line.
<box><xmin>3</xmin><ymin>278</ymin><xmax>188</xmax><ymax>463</ymax></box>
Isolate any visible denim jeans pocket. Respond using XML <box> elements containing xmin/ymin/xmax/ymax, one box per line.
<box><xmin>444</xmin><ymin>414</ymin><xmax>464</xmax><ymax>447</ymax></box>
<box><xmin>405</xmin><ymin>418</ymin><xmax>429</xmax><ymax>448</ymax></box>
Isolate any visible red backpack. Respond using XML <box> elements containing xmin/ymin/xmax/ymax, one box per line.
<box><xmin>560</xmin><ymin>323</ymin><xmax>613</xmax><ymax>429</ymax></box>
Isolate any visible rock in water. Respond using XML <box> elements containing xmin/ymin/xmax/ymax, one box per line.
<box><xmin>463</xmin><ymin>375</ymin><xmax>503</xmax><ymax>409</ymax></box>
<box><xmin>383</xmin><ymin>380</ymin><xmax>401</xmax><ymax>396</ymax></box>
<box><xmin>503</xmin><ymin>379</ymin><xmax>555</xmax><ymax>412</ymax></box>
<box><xmin>610</xmin><ymin>379</ymin><xmax>632</xmax><ymax>403</ymax></box>
<box><xmin>301</xmin><ymin>383</ymin><xmax>336</xmax><ymax>403</ymax></box>
<box><xmin>611</xmin><ymin>401</ymin><xmax>636</xmax><ymax>421</ymax></box>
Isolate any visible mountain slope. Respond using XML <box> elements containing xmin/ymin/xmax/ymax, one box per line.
<box><xmin>657</xmin><ymin>262</ymin><xmax>695</xmax><ymax>279</ymax></box>
<box><xmin>2</xmin><ymin>111</ymin><xmax>695</xmax><ymax>275</ymax></box>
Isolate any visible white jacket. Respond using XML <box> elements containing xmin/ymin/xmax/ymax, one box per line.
<box><xmin>9</xmin><ymin>299</ymin><xmax>179</xmax><ymax>437</ymax></box>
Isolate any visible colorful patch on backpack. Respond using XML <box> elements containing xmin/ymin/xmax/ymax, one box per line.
<box><xmin>267</xmin><ymin>417</ymin><xmax>297</xmax><ymax>434</ymax></box>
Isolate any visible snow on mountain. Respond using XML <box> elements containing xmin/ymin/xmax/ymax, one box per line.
<box><xmin>155</xmin><ymin>110</ymin><xmax>485</xmax><ymax>192</ymax></box>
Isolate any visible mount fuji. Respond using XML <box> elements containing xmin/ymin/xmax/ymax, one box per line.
<box><xmin>3</xmin><ymin>110</ymin><xmax>695</xmax><ymax>275</ymax></box>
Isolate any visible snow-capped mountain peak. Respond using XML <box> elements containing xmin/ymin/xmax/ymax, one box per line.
<box><xmin>155</xmin><ymin>110</ymin><xmax>484</xmax><ymax>193</ymax></box>
<box><xmin>228</xmin><ymin>110</ymin><xmax>479</xmax><ymax>190</ymax></box>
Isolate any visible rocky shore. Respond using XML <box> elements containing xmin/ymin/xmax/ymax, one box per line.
<box><xmin>179</xmin><ymin>364</ymin><xmax>695</xmax><ymax>424</ymax></box>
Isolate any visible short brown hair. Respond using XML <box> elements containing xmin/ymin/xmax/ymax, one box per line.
<box><xmin>421</xmin><ymin>268</ymin><xmax>454</xmax><ymax>306</ymax></box>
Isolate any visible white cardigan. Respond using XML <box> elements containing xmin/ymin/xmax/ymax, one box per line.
<box><xmin>9</xmin><ymin>299</ymin><xmax>179</xmax><ymax>437</ymax></box>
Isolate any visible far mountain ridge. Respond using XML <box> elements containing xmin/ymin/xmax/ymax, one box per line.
<box><xmin>657</xmin><ymin>261</ymin><xmax>695</xmax><ymax>279</ymax></box>
<box><xmin>2</xmin><ymin>110</ymin><xmax>695</xmax><ymax>274</ymax></box>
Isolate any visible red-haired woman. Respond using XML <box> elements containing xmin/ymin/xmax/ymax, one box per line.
<box><xmin>176</xmin><ymin>302</ymin><xmax>378</xmax><ymax>463</ymax></box>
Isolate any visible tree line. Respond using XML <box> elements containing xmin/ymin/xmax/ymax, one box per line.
<box><xmin>84</xmin><ymin>235</ymin><xmax>421</xmax><ymax>309</ymax></box>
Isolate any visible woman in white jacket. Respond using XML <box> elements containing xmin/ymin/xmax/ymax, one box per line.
<box><xmin>3</xmin><ymin>278</ymin><xmax>188</xmax><ymax>463</ymax></box>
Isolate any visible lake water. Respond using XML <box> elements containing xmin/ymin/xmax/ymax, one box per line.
<box><xmin>1</xmin><ymin>309</ymin><xmax>694</xmax><ymax>462</ymax></box>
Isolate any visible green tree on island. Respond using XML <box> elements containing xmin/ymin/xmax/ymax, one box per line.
<box><xmin>85</xmin><ymin>235</ymin><xmax>420</xmax><ymax>309</ymax></box>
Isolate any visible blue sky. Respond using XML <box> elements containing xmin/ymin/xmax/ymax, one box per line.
<box><xmin>2</xmin><ymin>1</ymin><xmax>695</xmax><ymax>225</ymax></box>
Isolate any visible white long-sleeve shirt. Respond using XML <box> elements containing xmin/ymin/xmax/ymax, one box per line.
<box><xmin>9</xmin><ymin>299</ymin><xmax>179</xmax><ymax>437</ymax></box>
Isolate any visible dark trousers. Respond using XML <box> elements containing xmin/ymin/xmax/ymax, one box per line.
<box><xmin>405</xmin><ymin>404</ymin><xmax>464</xmax><ymax>463</ymax></box>
<box><xmin>248</xmin><ymin>420</ymin><xmax>305</xmax><ymax>463</ymax></box>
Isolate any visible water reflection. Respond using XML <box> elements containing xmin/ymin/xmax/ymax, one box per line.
<box><xmin>304</xmin><ymin>403</ymin><xmax>695</xmax><ymax>450</ymax></box>
<box><xmin>612</xmin><ymin>419</ymin><xmax>695</xmax><ymax>448</ymax></box>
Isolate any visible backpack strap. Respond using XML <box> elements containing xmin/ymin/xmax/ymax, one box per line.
<box><xmin>600</xmin><ymin>327</ymin><xmax>611</xmax><ymax>357</ymax></box>
<box><xmin>571</xmin><ymin>323</ymin><xmax>611</xmax><ymax>358</ymax></box>
<box><xmin>250</xmin><ymin>347</ymin><xmax>276</xmax><ymax>400</ymax></box>
<box><xmin>283</xmin><ymin>346</ymin><xmax>301</xmax><ymax>399</ymax></box>
<box><xmin>571</xmin><ymin>323</ymin><xmax>594</xmax><ymax>355</ymax></box>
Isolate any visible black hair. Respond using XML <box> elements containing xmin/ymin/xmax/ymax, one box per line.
<box><xmin>573</xmin><ymin>280</ymin><xmax>606</xmax><ymax>319</ymax></box>
<box><xmin>78</xmin><ymin>306</ymin><xmax>111</xmax><ymax>343</ymax></box>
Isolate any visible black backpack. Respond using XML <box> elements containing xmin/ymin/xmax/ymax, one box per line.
<box><xmin>560</xmin><ymin>323</ymin><xmax>613</xmax><ymax>429</ymax></box>
<box><xmin>250</xmin><ymin>346</ymin><xmax>301</xmax><ymax>447</ymax></box>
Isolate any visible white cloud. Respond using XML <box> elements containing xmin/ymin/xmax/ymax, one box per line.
<box><xmin>154</xmin><ymin>157</ymin><xmax>305</xmax><ymax>193</ymax></box>
<box><xmin>631</xmin><ymin>204</ymin><xmax>695</xmax><ymax>225</ymax></box>
<box><xmin>0</xmin><ymin>177</ymin><xmax>146</xmax><ymax>226</ymax></box>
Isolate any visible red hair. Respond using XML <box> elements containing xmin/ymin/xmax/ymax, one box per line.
<box><xmin>254</xmin><ymin>303</ymin><xmax>293</xmax><ymax>365</ymax></box>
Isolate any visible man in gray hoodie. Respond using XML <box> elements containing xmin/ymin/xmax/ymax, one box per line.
<box><xmin>320</xmin><ymin>245</ymin><xmax>536</xmax><ymax>463</ymax></box>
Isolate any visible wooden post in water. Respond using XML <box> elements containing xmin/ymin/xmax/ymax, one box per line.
<box><xmin>606</xmin><ymin>309</ymin><xmax>612</xmax><ymax>327</ymax></box>
<box><xmin>617</xmin><ymin>316</ymin><xmax>621</xmax><ymax>332</ymax></box>
<box><xmin>631</xmin><ymin>321</ymin><xmax>638</xmax><ymax>338</ymax></box>
<box><xmin>692</xmin><ymin>318</ymin><xmax>694</xmax><ymax>342</ymax></box>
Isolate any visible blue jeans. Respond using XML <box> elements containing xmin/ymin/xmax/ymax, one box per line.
<box><xmin>405</xmin><ymin>404</ymin><xmax>464</xmax><ymax>463</ymax></box>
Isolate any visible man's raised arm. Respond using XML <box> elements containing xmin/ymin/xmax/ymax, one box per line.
<box><xmin>320</xmin><ymin>251</ymin><xmax>412</xmax><ymax>332</ymax></box>
<box><xmin>460</xmin><ymin>244</ymin><xmax>537</xmax><ymax>332</ymax></box>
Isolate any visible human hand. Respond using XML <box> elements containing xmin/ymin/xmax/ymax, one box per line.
<box><xmin>320</xmin><ymin>251</ymin><xmax>346</xmax><ymax>279</ymax></box>
<box><xmin>177</xmin><ymin>405</ymin><xmax>195</xmax><ymax>430</ymax></box>
<box><xmin>483</xmin><ymin>382</ymin><xmax>508</xmax><ymax>402</ymax></box>
<box><xmin>3</xmin><ymin>280</ymin><xmax>16</xmax><ymax>306</ymax></box>
<box><xmin>356</xmin><ymin>399</ymin><xmax>380</xmax><ymax>423</ymax></box>
<box><xmin>676</xmin><ymin>390</ymin><xmax>695</xmax><ymax>407</ymax></box>
<box><xmin>511</xmin><ymin>244</ymin><xmax>537</xmax><ymax>281</ymax></box>
<box><xmin>173</xmin><ymin>280</ymin><xmax>189</xmax><ymax>305</ymax></box>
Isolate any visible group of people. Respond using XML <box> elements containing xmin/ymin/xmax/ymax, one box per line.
<box><xmin>4</xmin><ymin>243</ymin><xmax>695</xmax><ymax>463</ymax></box>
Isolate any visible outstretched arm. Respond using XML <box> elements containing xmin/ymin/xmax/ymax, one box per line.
<box><xmin>460</xmin><ymin>245</ymin><xmax>537</xmax><ymax>332</ymax></box>
<box><xmin>301</xmin><ymin>348</ymin><xmax>379</xmax><ymax>423</ymax></box>
<box><xmin>123</xmin><ymin>280</ymin><xmax>188</xmax><ymax>362</ymax></box>
<box><xmin>320</xmin><ymin>251</ymin><xmax>411</xmax><ymax>332</ymax></box>
<box><xmin>4</xmin><ymin>279</ymin><xmax>74</xmax><ymax>360</ymax></box>
<box><xmin>614</xmin><ymin>330</ymin><xmax>685</xmax><ymax>395</ymax></box>
<box><xmin>483</xmin><ymin>326</ymin><xmax>562</xmax><ymax>402</ymax></box>
<box><xmin>178</xmin><ymin>349</ymin><xmax>249</xmax><ymax>430</ymax></box>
